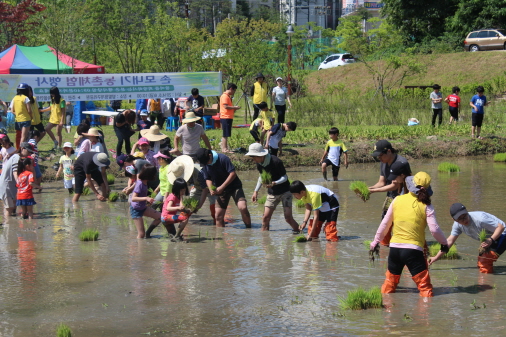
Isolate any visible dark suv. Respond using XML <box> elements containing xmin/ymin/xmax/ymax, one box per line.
<box><xmin>464</xmin><ymin>29</ymin><xmax>506</xmax><ymax>52</ymax></box>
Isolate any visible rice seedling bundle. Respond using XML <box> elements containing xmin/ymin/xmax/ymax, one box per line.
<box><xmin>108</xmin><ymin>192</ymin><xmax>119</xmax><ymax>202</ymax></box>
<box><xmin>438</xmin><ymin>162</ymin><xmax>460</xmax><ymax>173</ymax></box>
<box><xmin>293</xmin><ymin>235</ymin><xmax>307</xmax><ymax>242</ymax></box>
<box><xmin>479</xmin><ymin>229</ymin><xmax>487</xmax><ymax>242</ymax></box>
<box><xmin>339</xmin><ymin>286</ymin><xmax>382</xmax><ymax>310</ymax></box>
<box><xmin>182</xmin><ymin>197</ymin><xmax>199</xmax><ymax>212</ymax></box>
<box><xmin>79</xmin><ymin>229</ymin><xmax>100</xmax><ymax>241</ymax></box>
<box><xmin>493</xmin><ymin>153</ymin><xmax>506</xmax><ymax>162</ymax></box>
<box><xmin>107</xmin><ymin>173</ymin><xmax>115</xmax><ymax>184</ymax></box>
<box><xmin>210</xmin><ymin>185</ymin><xmax>217</xmax><ymax>191</ymax></box>
<box><xmin>257</xmin><ymin>195</ymin><xmax>267</xmax><ymax>204</ymax></box>
<box><xmin>295</xmin><ymin>199</ymin><xmax>306</xmax><ymax>208</ymax></box>
<box><xmin>260</xmin><ymin>170</ymin><xmax>272</xmax><ymax>185</ymax></box>
<box><xmin>363</xmin><ymin>240</ymin><xmax>372</xmax><ymax>249</ymax></box>
<box><xmin>428</xmin><ymin>242</ymin><xmax>459</xmax><ymax>259</ymax></box>
<box><xmin>56</xmin><ymin>323</ymin><xmax>72</xmax><ymax>337</ymax></box>
<box><xmin>349</xmin><ymin>181</ymin><xmax>370</xmax><ymax>202</ymax></box>
<box><xmin>81</xmin><ymin>187</ymin><xmax>90</xmax><ymax>196</ymax></box>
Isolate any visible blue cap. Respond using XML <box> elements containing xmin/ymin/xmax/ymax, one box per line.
<box><xmin>17</xmin><ymin>83</ymin><xmax>29</xmax><ymax>89</ymax></box>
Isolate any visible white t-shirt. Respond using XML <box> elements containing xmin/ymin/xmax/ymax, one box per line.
<box><xmin>272</xmin><ymin>86</ymin><xmax>288</xmax><ymax>105</ymax></box>
<box><xmin>451</xmin><ymin>211</ymin><xmax>506</xmax><ymax>240</ymax></box>
<box><xmin>0</xmin><ymin>146</ymin><xmax>16</xmax><ymax>163</ymax></box>
<box><xmin>175</xmin><ymin>123</ymin><xmax>205</xmax><ymax>155</ymax></box>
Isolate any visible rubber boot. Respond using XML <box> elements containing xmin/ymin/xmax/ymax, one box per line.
<box><xmin>145</xmin><ymin>222</ymin><xmax>159</xmax><ymax>238</ymax></box>
<box><xmin>16</xmin><ymin>130</ymin><xmax>21</xmax><ymax>148</ymax></box>
<box><xmin>324</xmin><ymin>221</ymin><xmax>339</xmax><ymax>242</ymax></box>
<box><xmin>307</xmin><ymin>219</ymin><xmax>314</xmax><ymax>236</ymax></box>
<box><xmin>411</xmin><ymin>270</ymin><xmax>433</xmax><ymax>297</ymax></box>
<box><xmin>210</xmin><ymin>204</ymin><xmax>216</xmax><ymax>225</ymax></box>
<box><xmin>477</xmin><ymin>251</ymin><xmax>499</xmax><ymax>274</ymax></box>
<box><xmin>381</xmin><ymin>270</ymin><xmax>400</xmax><ymax>294</ymax></box>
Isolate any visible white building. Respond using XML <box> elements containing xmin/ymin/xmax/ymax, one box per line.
<box><xmin>279</xmin><ymin>0</ymin><xmax>341</xmax><ymax>29</ymax></box>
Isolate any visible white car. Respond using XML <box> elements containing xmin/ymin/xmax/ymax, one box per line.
<box><xmin>318</xmin><ymin>53</ymin><xmax>355</xmax><ymax>70</ymax></box>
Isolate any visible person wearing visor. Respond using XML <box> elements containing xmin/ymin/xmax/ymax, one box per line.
<box><xmin>370</xmin><ymin>172</ymin><xmax>448</xmax><ymax>297</ymax></box>
<box><xmin>429</xmin><ymin>203</ymin><xmax>506</xmax><ymax>274</ymax></box>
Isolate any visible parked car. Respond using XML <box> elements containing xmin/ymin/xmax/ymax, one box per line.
<box><xmin>318</xmin><ymin>53</ymin><xmax>355</xmax><ymax>70</ymax></box>
<box><xmin>464</xmin><ymin>29</ymin><xmax>506</xmax><ymax>52</ymax></box>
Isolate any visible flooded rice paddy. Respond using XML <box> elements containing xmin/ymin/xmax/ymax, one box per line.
<box><xmin>1</xmin><ymin>156</ymin><xmax>506</xmax><ymax>336</ymax></box>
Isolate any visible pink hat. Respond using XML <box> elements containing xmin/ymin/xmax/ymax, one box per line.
<box><xmin>138</xmin><ymin>137</ymin><xmax>149</xmax><ymax>145</ymax></box>
<box><xmin>0</xmin><ymin>134</ymin><xmax>6</xmax><ymax>139</ymax></box>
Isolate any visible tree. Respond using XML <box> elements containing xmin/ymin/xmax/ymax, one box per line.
<box><xmin>447</xmin><ymin>0</ymin><xmax>506</xmax><ymax>36</ymax></box>
<box><xmin>0</xmin><ymin>0</ymin><xmax>46</xmax><ymax>50</ymax></box>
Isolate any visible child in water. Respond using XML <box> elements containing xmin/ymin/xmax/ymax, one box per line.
<box><xmin>16</xmin><ymin>157</ymin><xmax>42</xmax><ymax>219</ymax></box>
<box><xmin>56</xmin><ymin>142</ymin><xmax>76</xmax><ymax>194</ymax></box>
<box><xmin>156</xmin><ymin>177</ymin><xmax>191</xmax><ymax>242</ymax></box>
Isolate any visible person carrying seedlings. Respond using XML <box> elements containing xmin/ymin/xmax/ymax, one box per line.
<box><xmin>289</xmin><ymin>180</ymin><xmax>340</xmax><ymax>241</ymax></box>
<box><xmin>247</xmin><ymin>143</ymin><xmax>299</xmax><ymax>233</ymax></box>
<box><xmin>56</xmin><ymin>142</ymin><xmax>76</xmax><ymax>194</ymax></box>
<box><xmin>72</xmin><ymin>152</ymin><xmax>110</xmax><ymax>202</ymax></box>
<box><xmin>319</xmin><ymin>127</ymin><xmax>348</xmax><ymax>181</ymax></box>
<box><xmin>445</xmin><ymin>86</ymin><xmax>460</xmax><ymax>124</ymax></box>
<box><xmin>154</xmin><ymin>177</ymin><xmax>192</xmax><ymax>241</ymax></box>
<box><xmin>368</xmin><ymin>140</ymin><xmax>411</xmax><ymax>246</ymax></box>
<box><xmin>129</xmin><ymin>164</ymin><xmax>161</xmax><ymax>239</ymax></box>
<box><xmin>249</xmin><ymin>118</ymin><xmax>263</xmax><ymax>143</ymax></box>
<box><xmin>264</xmin><ymin>122</ymin><xmax>297</xmax><ymax>157</ymax></box>
<box><xmin>370</xmin><ymin>172</ymin><xmax>448</xmax><ymax>297</ymax></box>
<box><xmin>195</xmin><ymin>148</ymin><xmax>251</xmax><ymax>228</ymax></box>
<box><xmin>429</xmin><ymin>203</ymin><xmax>506</xmax><ymax>274</ymax></box>
<box><xmin>470</xmin><ymin>85</ymin><xmax>488</xmax><ymax>139</ymax></box>
<box><xmin>430</xmin><ymin>84</ymin><xmax>443</xmax><ymax>127</ymax></box>
<box><xmin>16</xmin><ymin>157</ymin><xmax>42</xmax><ymax>219</ymax></box>
<box><xmin>152</xmin><ymin>150</ymin><xmax>174</xmax><ymax>203</ymax></box>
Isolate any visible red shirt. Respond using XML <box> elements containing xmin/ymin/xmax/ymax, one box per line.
<box><xmin>17</xmin><ymin>171</ymin><xmax>34</xmax><ymax>200</ymax></box>
<box><xmin>447</xmin><ymin>94</ymin><xmax>460</xmax><ymax>108</ymax></box>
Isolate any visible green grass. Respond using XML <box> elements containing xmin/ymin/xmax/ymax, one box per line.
<box><xmin>56</xmin><ymin>323</ymin><xmax>72</xmax><ymax>337</ymax></box>
<box><xmin>108</xmin><ymin>192</ymin><xmax>119</xmax><ymax>202</ymax></box>
<box><xmin>438</xmin><ymin>162</ymin><xmax>461</xmax><ymax>173</ymax></box>
<box><xmin>182</xmin><ymin>197</ymin><xmax>199</xmax><ymax>212</ymax></box>
<box><xmin>349</xmin><ymin>181</ymin><xmax>370</xmax><ymax>202</ymax></box>
<box><xmin>260</xmin><ymin>170</ymin><xmax>272</xmax><ymax>185</ymax></box>
<box><xmin>79</xmin><ymin>229</ymin><xmax>100</xmax><ymax>241</ymax></box>
<box><xmin>107</xmin><ymin>173</ymin><xmax>115</xmax><ymax>184</ymax></box>
<box><xmin>295</xmin><ymin>199</ymin><xmax>306</xmax><ymax>208</ymax></box>
<box><xmin>81</xmin><ymin>187</ymin><xmax>90</xmax><ymax>196</ymax></box>
<box><xmin>339</xmin><ymin>286</ymin><xmax>383</xmax><ymax>310</ymax></box>
<box><xmin>428</xmin><ymin>242</ymin><xmax>459</xmax><ymax>259</ymax></box>
<box><xmin>494</xmin><ymin>153</ymin><xmax>506</xmax><ymax>162</ymax></box>
<box><xmin>479</xmin><ymin>229</ymin><xmax>487</xmax><ymax>242</ymax></box>
<box><xmin>293</xmin><ymin>235</ymin><xmax>308</xmax><ymax>242</ymax></box>
<box><xmin>257</xmin><ymin>195</ymin><xmax>267</xmax><ymax>204</ymax></box>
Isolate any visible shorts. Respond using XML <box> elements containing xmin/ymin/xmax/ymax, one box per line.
<box><xmin>216</xmin><ymin>187</ymin><xmax>246</xmax><ymax>209</ymax></box>
<box><xmin>268</xmin><ymin>146</ymin><xmax>279</xmax><ymax>156</ymax></box>
<box><xmin>472</xmin><ymin>113</ymin><xmax>484</xmax><ymax>127</ymax></box>
<box><xmin>64</xmin><ymin>179</ymin><xmax>74</xmax><ymax>189</ymax></box>
<box><xmin>15</xmin><ymin>121</ymin><xmax>31</xmax><ymax>130</ymax></box>
<box><xmin>30</xmin><ymin>123</ymin><xmax>45</xmax><ymax>133</ymax></box>
<box><xmin>319</xmin><ymin>206</ymin><xmax>339</xmax><ymax>223</ymax></box>
<box><xmin>34</xmin><ymin>163</ymin><xmax>42</xmax><ymax>179</ymax></box>
<box><xmin>388</xmin><ymin>247</ymin><xmax>427</xmax><ymax>276</ymax></box>
<box><xmin>161</xmin><ymin>213</ymin><xmax>188</xmax><ymax>223</ymax></box>
<box><xmin>221</xmin><ymin>118</ymin><xmax>233</xmax><ymax>138</ymax></box>
<box><xmin>74</xmin><ymin>168</ymin><xmax>104</xmax><ymax>194</ymax></box>
<box><xmin>323</xmin><ymin>159</ymin><xmax>340</xmax><ymax>177</ymax></box>
<box><xmin>130</xmin><ymin>206</ymin><xmax>146</xmax><ymax>219</ymax></box>
<box><xmin>491</xmin><ymin>233</ymin><xmax>506</xmax><ymax>256</ymax></box>
<box><xmin>265</xmin><ymin>191</ymin><xmax>292</xmax><ymax>209</ymax></box>
<box><xmin>2</xmin><ymin>196</ymin><xmax>16</xmax><ymax>209</ymax></box>
<box><xmin>449</xmin><ymin>106</ymin><xmax>459</xmax><ymax>120</ymax></box>
<box><xmin>16</xmin><ymin>198</ymin><xmax>36</xmax><ymax>206</ymax></box>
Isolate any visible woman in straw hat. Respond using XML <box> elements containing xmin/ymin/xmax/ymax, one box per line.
<box><xmin>134</xmin><ymin>125</ymin><xmax>171</xmax><ymax>154</ymax></box>
<box><xmin>173</xmin><ymin>111</ymin><xmax>212</xmax><ymax>156</ymax></box>
<box><xmin>77</xmin><ymin>127</ymin><xmax>105</xmax><ymax>157</ymax></box>
<box><xmin>369</xmin><ymin>172</ymin><xmax>449</xmax><ymax>297</ymax></box>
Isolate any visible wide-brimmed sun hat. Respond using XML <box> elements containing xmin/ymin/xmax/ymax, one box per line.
<box><xmin>140</xmin><ymin>125</ymin><xmax>167</xmax><ymax>141</ymax></box>
<box><xmin>167</xmin><ymin>155</ymin><xmax>194</xmax><ymax>184</ymax></box>
<box><xmin>82</xmin><ymin>128</ymin><xmax>101</xmax><ymax>137</ymax></box>
<box><xmin>182</xmin><ymin>111</ymin><xmax>202</xmax><ymax>124</ymax></box>
<box><xmin>406</xmin><ymin>171</ymin><xmax>433</xmax><ymax>196</ymax></box>
<box><xmin>93</xmin><ymin>152</ymin><xmax>110</xmax><ymax>167</ymax></box>
<box><xmin>245</xmin><ymin>143</ymin><xmax>268</xmax><ymax>157</ymax></box>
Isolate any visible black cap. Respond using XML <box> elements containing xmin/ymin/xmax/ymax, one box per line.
<box><xmin>255</xmin><ymin>72</ymin><xmax>265</xmax><ymax>79</ymax></box>
<box><xmin>372</xmin><ymin>140</ymin><xmax>393</xmax><ymax>157</ymax></box>
<box><xmin>450</xmin><ymin>203</ymin><xmax>468</xmax><ymax>220</ymax></box>
<box><xmin>195</xmin><ymin>148</ymin><xmax>211</xmax><ymax>165</ymax></box>
<box><xmin>387</xmin><ymin>160</ymin><xmax>410</xmax><ymax>181</ymax></box>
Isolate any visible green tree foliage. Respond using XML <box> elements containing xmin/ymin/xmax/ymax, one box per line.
<box><xmin>447</xmin><ymin>0</ymin><xmax>506</xmax><ymax>36</ymax></box>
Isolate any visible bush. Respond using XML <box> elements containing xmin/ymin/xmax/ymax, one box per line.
<box><xmin>438</xmin><ymin>162</ymin><xmax>460</xmax><ymax>172</ymax></box>
<box><xmin>428</xmin><ymin>242</ymin><xmax>459</xmax><ymax>259</ymax></box>
<box><xmin>494</xmin><ymin>153</ymin><xmax>506</xmax><ymax>162</ymax></box>
<box><xmin>339</xmin><ymin>286</ymin><xmax>383</xmax><ymax>310</ymax></box>
<box><xmin>349</xmin><ymin>181</ymin><xmax>370</xmax><ymax>202</ymax></box>
<box><xmin>79</xmin><ymin>229</ymin><xmax>99</xmax><ymax>241</ymax></box>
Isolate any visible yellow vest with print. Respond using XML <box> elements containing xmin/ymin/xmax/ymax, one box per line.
<box><xmin>12</xmin><ymin>95</ymin><xmax>31</xmax><ymax>122</ymax></box>
<box><xmin>49</xmin><ymin>99</ymin><xmax>65</xmax><ymax>125</ymax></box>
<box><xmin>31</xmin><ymin>97</ymin><xmax>41</xmax><ymax>125</ymax></box>
<box><xmin>391</xmin><ymin>193</ymin><xmax>427</xmax><ymax>248</ymax></box>
<box><xmin>253</xmin><ymin>82</ymin><xmax>268</xmax><ymax>104</ymax></box>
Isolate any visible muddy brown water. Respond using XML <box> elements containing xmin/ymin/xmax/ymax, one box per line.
<box><xmin>1</xmin><ymin>156</ymin><xmax>506</xmax><ymax>336</ymax></box>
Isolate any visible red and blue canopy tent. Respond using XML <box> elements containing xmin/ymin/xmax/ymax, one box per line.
<box><xmin>0</xmin><ymin>44</ymin><xmax>104</xmax><ymax>74</ymax></box>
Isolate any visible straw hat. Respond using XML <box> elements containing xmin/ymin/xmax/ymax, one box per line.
<box><xmin>167</xmin><ymin>155</ymin><xmax>194</xmax><ymax>184</ymax></box>
<box><xmin>182</xmin><ymin>111</ymin><xmax>201</xmax><ymax>124</ymax></box>
<box><xmin>140</xmin><ymin>125</ymin><xmax>168</xmax><ymax>141</ymax></box>
<box><xmin>82</xmin><ymin>128</ymin><xmax>100</xmax><ymax>137</ymax></box>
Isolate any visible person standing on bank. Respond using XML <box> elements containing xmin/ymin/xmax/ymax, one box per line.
<box><xmin>247</xmin><ymin>143</ymin><xmax>300</xmax><ymax>233</ymax></box>
<box><xmin>114</xmin><ymin>109</ymin><xmax>136</xmax><ymax>156</ymax></box>
<box><xmin>41</xmin><ymin>86</ymin><xmax>65</xmax><ymax>149</ymax></box>
<box><xmin>11</xmin><ymin>83</ymin><xmax>33</xmax><ymax>147</ymax></box>
<box><xmin>430</xmin><ymin>84</ymin><xmax>443</xmax><ymax>127</ymax></box>
<box><xmin>250</xmin><ymin>73</ymin><xmax>269</xmax><ymax>120</ymax></box>
<box><xmin>147</xmin><ymin>98</ymin><xmax>164</xmax><ymax>128</ymax></box>
<box><xmin>445</xmin><ymin>86</ymin><xmax>461</xmax><ymax>125</ymax></box>
<box><xmin>219</xmin><ymin>83</ymin><xmax>241</xmax><ymax>154</ymax></box>
<box><xmin>271</xmin><ymin>77</ymin><xmax>292</xmax><ymax>124</ymax></box>
<box><xmin>470</xmin><ymin>85</ymin><xmax>488</xmax><ymax>139</ymax></box>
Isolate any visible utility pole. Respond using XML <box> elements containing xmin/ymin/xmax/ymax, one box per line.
<box><xmin>185</xmin><ymin>2</ymin><xmax>189</xmax><ymax>29</ymax></box>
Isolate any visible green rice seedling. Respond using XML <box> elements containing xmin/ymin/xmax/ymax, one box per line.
<box><xmin>363</xmin><ymin>240</ymin><xmax>372</xmax><ymax>249</ymax></box>
<box><xmin>296</xmin><ymin>199</ymin><xmax>306</xmax><ymax>208</ymax></box>
<box><xmin>339</xmin><ymin>286</ymin><xmax>382</xmax><ymax>310</ymax></box>
<box><xmin>107</xmin><ymin>173</ymin><xmax>115</xmax><ymax>184</ymax></box>
<box><xmin>349</xmin><ymin>181</ymin><xmax>370</xmax><ymax>202</ymax></box>
<box><xmin>293</xmin><ymin>235</ymin><xmax>307</xmax><ymax>242</ymax></box>
<box><xmin>428</xmin><ymin>242</ymin><xmax>459</xmax><ymax>259</ymax></box>
<box><xmin>81</xmin><ymin>187</ymin><xmax>90</xmax><ymax>196</ymax></box>
<box><xmin>182</xmin><ymin>197</ymin><xmax>199</xmax><ymax>212</ymax></box>
<box><xmin>210</xmin><ymin>185</ymin><xmax>217</xmax><ymax>191</ymax></box>
<box><xmin>493</xmin><ymin>153</ymin><xmax>506</xmax><ymax>162</ymax></box>
<box><xmin>479</xmin><ymin>229</ymin><xmax>487</xmax><ymax>242</ymax></box>
<box><xmin>56</xmin><ymin>323</ymin><xmax>72</xmax><ymax>337</ymax></box>
<box><xmin>108</xmin><ymin>192</ymin><xmax>119</xmax><ymax>202</ymax></box>
<box><xmin>260</xmin><ymin>170</ymin><xmax>272</xmax><ymax>185</ymax></box>
<box><xmin>438</xmin><ymin>162</ymin><xmax>460</xmax><ymax>173</ymax></box>
<box><xmin>79</xmin><ymin>229</ymin><xmax>99</xmax><ymax>241</ymax></box>
<box><xmin>258</xmin><ymin>195</ymin><xmax>267</xmax><ymax>204</ymax></box>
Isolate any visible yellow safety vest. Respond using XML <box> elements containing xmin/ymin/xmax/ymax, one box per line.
<box><xmin>391</xmin><ymin>192</ymin><xmax>427</xmax><ymax>248</ymax></box>
<box><xmin>253</xmin><ymin>81</ymin><xmax>268</xmax><ymax>104</ymax></box>
<box><xmin>12</xmin><ymin>95</ymin><xmax>31</xmax><ymax>122</ymax></box>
